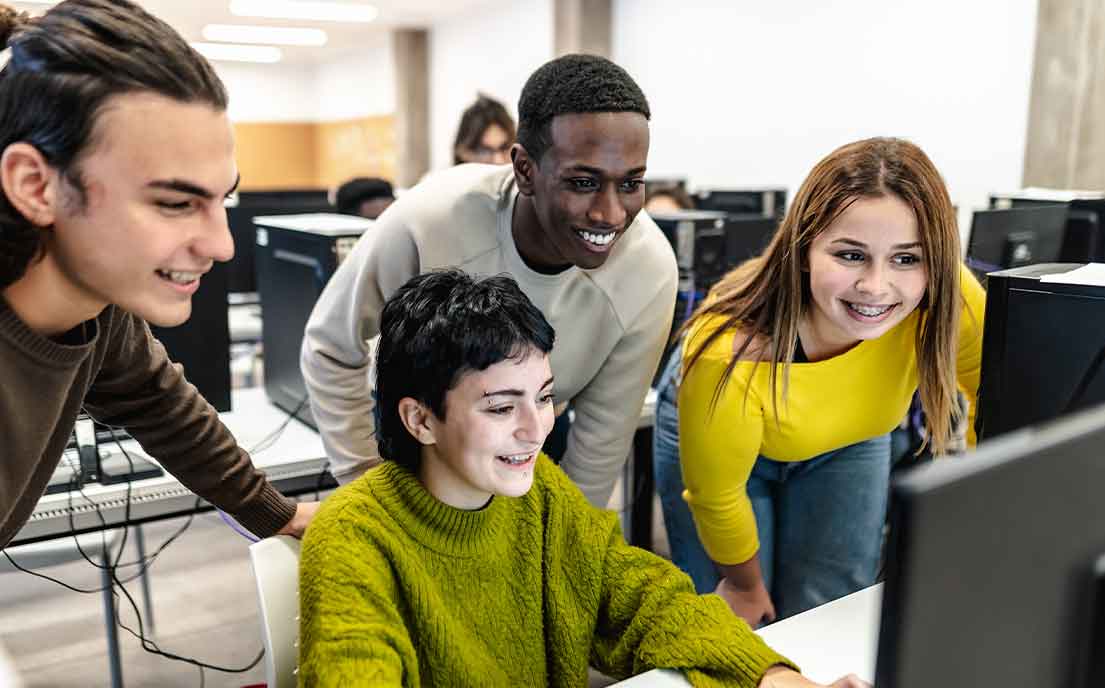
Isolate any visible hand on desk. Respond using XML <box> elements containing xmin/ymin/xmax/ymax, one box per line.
<box><xmin>277</xmin><ymin>501</ymin><xmax>320</xmax><ymax>538</ymax></box>
<box><xmin>758</xmin><ymin>666</ymin><xmax>870</xmax><ymax>688</ymax></box>
<box><xmin>714</xmin><ymin>576</ymin><xmax>776</xmax><ymax>628</ymax></box>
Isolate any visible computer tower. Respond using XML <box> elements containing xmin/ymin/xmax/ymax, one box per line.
<box><xmin>975</xmin><ymin>263</ymin><xmax>1105</xmax><ymax>441</ymax></box>
<box><xmin>693</xmin><ymin>187</ymin><xmax>786</xmax><ymax>218</ymax></box>
<box><xmin>149</xmin><ymin>260</ymin><xmax>231</xmax><ymax>412</ymax></box>
<box><xmin>255</xmin><ymin>213</ymin><xmax>373</xmax><ymax>428</ymax></box>
<box><xmin>224</xmin><ymin>189</ymin><xmax>334</xmax><ymax>295</ymax></box>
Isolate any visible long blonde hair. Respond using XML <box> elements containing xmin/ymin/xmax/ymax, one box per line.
<box><xmin>682</xmin><ymin>137</ymin><xmax>963</xmax><ymax>454</ymax></box>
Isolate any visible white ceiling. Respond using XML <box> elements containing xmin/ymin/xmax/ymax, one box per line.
<box><xmin>12</xmin><ymin>0</ymin><xmax>504</xmax><ymax>64</ymax></box>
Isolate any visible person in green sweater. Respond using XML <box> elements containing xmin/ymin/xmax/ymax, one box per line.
<box><xmin>298</xmin><ymin>269</ymin><xmax>868</xmax><ymax>688</ymax></box>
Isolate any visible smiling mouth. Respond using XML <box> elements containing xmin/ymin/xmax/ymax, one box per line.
<box><xmin>845</xmin><ymin>301</ymin><xmax>896</xmax><ymax>318</ymax></box>
<box><xmin>155</xmin><ymin>269</ymin><xmax>203</xmax><ymax>285</ymax></box>
<box><xmin>496</xmin><ymin>452</ymin><xmax>536</xmax><ymax>466</ymax></box>
<box><xmin>574</xmin><ymin>229</ymin><xmax>616</xmax><ymax>247</ymax></box>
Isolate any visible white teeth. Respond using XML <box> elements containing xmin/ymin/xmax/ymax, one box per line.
<box><xmin>576</xmin><ymin>230</ymin><xmax>615</xmax><ymax>246</ymax></box>
<box><xmin>158</xmin><ymin>270</ymin><xmax>200</xmax><ymax>284</ymax></box>
<box><xmin>497</xmin><ymin>453</ymin><xmax>533</xmax><ymax>465</ymax></box>
<box><xmin>848</xmin><ymin>302</ymin><xmax>892</xmax><ymax>317</ymax></box>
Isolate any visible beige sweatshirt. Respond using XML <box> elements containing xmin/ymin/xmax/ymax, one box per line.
<box><xmin>300</xmin><ymin>164</ymin><xmax>677</xmax><ymax>506</ymax></box>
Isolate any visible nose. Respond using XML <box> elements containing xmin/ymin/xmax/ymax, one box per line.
<box><xmin>586</xmin><ymin>184</ymin><xmax>628</xmax><ymax>229</ymax></box>
<box><xmin>854</xmin><ymin>261</ymin><xmax>889</xmax><ymax>298</ymax></box>
<box><xmin>515</xmin><ymin>402</ymin><xmax>551</xmax><ymax>446</ymax></box>
<box><xmin>195</xmin><ymin>206</ymin><xmax>235</xmax><ymax>263</ymax></box>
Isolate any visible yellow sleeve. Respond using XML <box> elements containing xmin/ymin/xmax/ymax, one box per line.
<box><xmin>677</xmin><ymin>347</ymin><xmax>764</xmax><ymax>566</ymax></box>
<box><xmin>956</xmin><ymin>264</ymin><xmax>986</xmax><ymax>446</ymax></box>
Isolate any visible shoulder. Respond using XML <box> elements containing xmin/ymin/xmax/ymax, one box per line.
<box><xmin>584</xmin><ymin>211</ymin><xmax>678</xmax><ymax>326</ymax></box>
<box><xmin>388</xmin><ymin>165</ymin><xmax>509</xmax><ymax>239</ymax></box>
<box><xmin>958</xmin><ymin>263</ymin><xmax>986</xmax><ymax>338</ymax></box>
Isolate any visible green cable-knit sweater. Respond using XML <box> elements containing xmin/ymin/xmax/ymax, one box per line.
<box><xmin>298</xmin><ymin>455</ymin><xmax>796</xmax><ymax>687</ymax></box>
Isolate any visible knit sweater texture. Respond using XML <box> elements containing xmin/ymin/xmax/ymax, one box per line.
<box><xmin>0</xmin><ymin>298</ymin><xmax>295</xmax><ymax>547</ymax></box>
<box><xmin>298</xmin><ymin>455</ymin><xmax>795</xmax><ymax>687</ymax></box>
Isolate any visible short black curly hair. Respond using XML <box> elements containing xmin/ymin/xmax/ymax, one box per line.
<box><xmin>516</xmin><ymin>54</ymin><xmax>650</xmax><ymax>165</ymax></box>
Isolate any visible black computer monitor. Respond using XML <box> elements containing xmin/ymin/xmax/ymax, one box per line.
<box><xmin>975</xmin><ymin>264</ymin><xmax>1105</xmax><ymax>441</ymax></box>
<box><xmin>965</xmin><ymin>205</ymin><xmax>1069</xmax><ymax>283</ymax></box>
<box><xmin>148</xmin><ymin>260</ymin><xmax>231</xmax><ymax>412</ymax></box>
<box><xmin>877</xmin><ymin>402</ymin><xmax>1105</xmax><ymax>688</ymax></box>
<box><xmin>991</xmin><ymin>194</ymin><xmax>1105</xmax><ymax>263</ymax></box>
<box><xmin>225</xmin><ymin>190</ymin><xmax>333</xmax><ymax>295</ymax></box>
<box><xmin>724</xmin><ymin>213</ymin><xmax>778</xmax><ymax>265</ymax></box>
<box><xmin>693</xmin><ymin>187</ymin><xmax>786</xmax><ymax>218</ymax></box>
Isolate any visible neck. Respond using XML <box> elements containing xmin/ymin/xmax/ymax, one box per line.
<box><xmin>3</xmin><ymin>254</ymin><xmax>105</xmax><ymax>337</ymax></box>
<box><xmin>418</xmin><ymin>448</ymin><xmax>493</xmax><ymax>511</ymax></box>
<box><xmin>510</xmin><ymin>194</ymin><xmax>570</xmax><ymax>274</ymax></box>
<box><xmin>798</xmin><ymin>310</ymin><xmax>860</xmax><ymax>362</ymax></box>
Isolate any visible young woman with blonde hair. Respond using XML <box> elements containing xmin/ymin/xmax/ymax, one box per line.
<box><xmin>653</xmin><ymin>137</ymin><xmax>984</xmax><ymax>626</ymax></box>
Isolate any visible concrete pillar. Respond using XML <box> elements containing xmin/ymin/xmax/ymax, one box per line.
<box><xmin>554</xmin><ymin>0</ymin><xmax>612</xmax><ymax>58</ymax></box>
<box><xmin>393</xmin><ymin>29</ymin><xmax>430</xmax><ymax>188</ymax></box>
<box><xmin>1022</xmin><ymin>0</ymin><xmax>1105</xmax><ymax>189</ymax></box>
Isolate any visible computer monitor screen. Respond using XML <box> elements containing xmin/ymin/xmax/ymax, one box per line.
<box><xmin>965</xmin><ymin>205</ymin><xmax>1068</xmax><ymax>283</ymax></box>
<box><xmin>975</xmin><ymin>264</ymin><xmax>1105</xmax><ymax>441</ymax></box>
<box><xmin>877</xmin><ymin>403</ymin><xmax>1105</xmax><ymax>688</ymax></box>
<box><xmin>724</xmin><ymin>213</ymin><xmax>778</xmax><ymax>265</ymax></box>
<box><xmin>693</xmin><ymin>188</ymin><xmax>786</xmax><ymax>218</ymax></box>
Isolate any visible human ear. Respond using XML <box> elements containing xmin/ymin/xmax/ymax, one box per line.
<box><xmin>397</xmin><ymin>397</ymin><xmax>436</xmax><ymax>446</ymax></box>
<box><xmin>511</xmin><ymin>143</ymin><xmax>536</xmax><ymax>197</ymax></box>
<box><xmin>0</xmin><ymin>142</ymin><xmax>60</xmax><ymax>228</ymax></box>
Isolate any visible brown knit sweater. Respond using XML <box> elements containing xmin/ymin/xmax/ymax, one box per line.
<box><xmin>0</xmin><ymin>298</ymin><xmax>296</xmax><ymax>547</ymax></box>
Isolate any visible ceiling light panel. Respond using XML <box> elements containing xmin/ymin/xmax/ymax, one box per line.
<box><xmin>229</xmin><ymin>0</ymin><xmax>379</xmax><ymax>23</ymax></box>
<box><xmin>202</xmin><ymin>24</ymin><xmax>328</xmax><ymax>47</ymax></box>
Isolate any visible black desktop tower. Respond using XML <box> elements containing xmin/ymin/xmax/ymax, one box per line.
<box><xmin>225</xmin><ymin>189</ymin><xmax>334</xmax><ymax>295</ymax></box>
<box><xmin>149</xmin><ymin>260</ymin><xmax>232</xmax><ymax>412</ymax></box>
<box><xmin>976</xmin><ymin>263</ymin><xmax>1105</xmax><ymax>441</ymax></box>
<box><xmin>693</xmin><ymin>187</ymin><xmax>786</xmax><ymax>219</ymax></box>
<box><xmin>255</xmin><ymin>214</ymin><xmax>372</xmax><ymax>428</ymax></box>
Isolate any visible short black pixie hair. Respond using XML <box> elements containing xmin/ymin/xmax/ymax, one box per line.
<box><xmin>374</xmin><ymin>270</ymin><xmax>556</xmax><ymax>473</ymax></box>
<box><xmin>516</xmin><ymin>53</ymin><xmax>650</xmax><ymax>165</ymax></box>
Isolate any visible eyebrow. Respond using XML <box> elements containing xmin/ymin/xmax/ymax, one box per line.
<box><xmin>482</xmin><ymin>376</ymin><xmax>556</xmax><ymax>398</ymax></box>
<box><xmin>563</xmin><ymin>164</ymin><xmax>647</xmax><ymax>178</ymax></box>
<box><xmin>147</xmin><ymin>173</ymin><xmax>241</xmax><ymax>200</ymax></box>
<box><xmin>830</xmin><ymin>238</ymin><xmax>922</xmax><ymax>250</ymax></box>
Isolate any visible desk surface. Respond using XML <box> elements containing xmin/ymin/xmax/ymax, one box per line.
<box><xmin>611</xmin><ymin>585</ymin><xmax>881</xmax><ymax>687</ymax></box>
<box><xmin>14</xmin><ymin>388</ymin><xmax>327</xmax><ymax>546</ymax></box>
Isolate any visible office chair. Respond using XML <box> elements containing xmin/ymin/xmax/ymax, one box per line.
<box><xmin>248</xmin><ymin>534</ymin><xmax>301</xmax><ymax>688</ymax></box>
<box><xmin>1</xmin><ymin>527</ymin><xmax>154</xmax><ymax>688</ymax></box>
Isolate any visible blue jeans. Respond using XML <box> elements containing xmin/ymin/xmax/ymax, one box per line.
<box><xmin>653</xmin><ymin>346</ymin><xmax>892</xmax><ymax>617</ymax></box>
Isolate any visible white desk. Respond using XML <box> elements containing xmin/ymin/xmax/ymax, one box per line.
<box><xmin>14</xmin><ymin>388</ymin><xmax>327</xmax><ymax>546</ymax></box>
<box><xmin>611</xmin><ymin>584</ymin><xmax>881</xmax><ymax>687</ymax></box>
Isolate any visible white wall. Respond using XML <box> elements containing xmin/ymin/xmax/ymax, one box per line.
<box><xmin>316</xmin><ymin>43</ymin><xmax>397</xmax><ymax>121</ymax></box>
<box><xmin>215</xmin><ymin>43</ymin><xmax>395</xmax><ymax>123</ymax></box>
<box><xmin>429</xmin><ymin>0</ymin><xmax>554</xmax><ymax>171</ymax></box>
<box><xmin>613</xmin><ymin>0</ymin><xmax>1040</xmax><ymax>239</ymax></box>
<box><xmin>217</xmin><ymin>62</ymin><xmax>319</xmax><ymax>123</ymax></box>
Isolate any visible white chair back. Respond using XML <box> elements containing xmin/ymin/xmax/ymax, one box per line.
<box><xmin>248</xmin><ymin>535</ymin><xmax>301</xmax><ymax>688</ymax></box>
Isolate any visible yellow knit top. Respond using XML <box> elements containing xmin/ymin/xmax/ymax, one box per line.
<box><xmin>677</xmin><ymin>264</ymin><xmax>986</xmax><ymax>565</ymax></box>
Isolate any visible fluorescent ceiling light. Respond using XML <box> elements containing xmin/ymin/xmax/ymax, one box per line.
<box><xmin>229</xmin><ymin>0</ymin><xmax>379</xmax><ymax>23</ymax></box>
<box><xmin>202</xmin><ymin>24</ymin><xmax>328</xmax><ymax>47</ymax></box>
<box><xmin>191</xmin><ymin>42</ymin><xmax>283</xmax><ymax>64</ymax></box>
